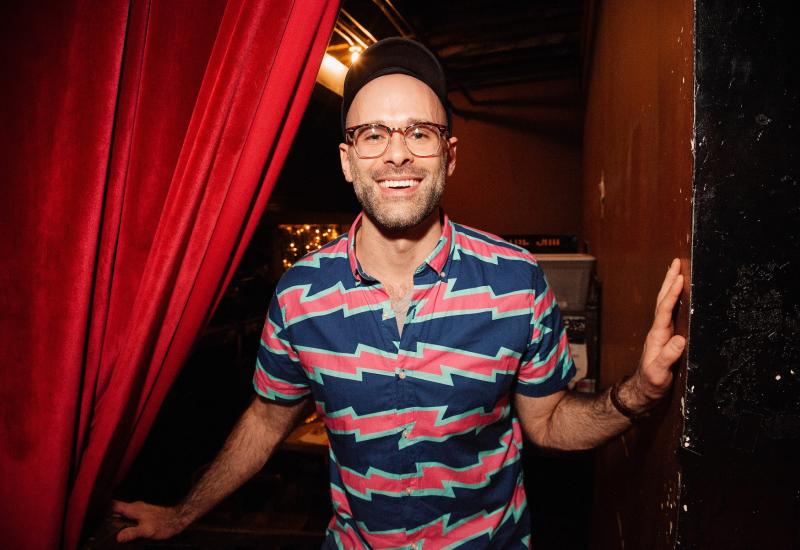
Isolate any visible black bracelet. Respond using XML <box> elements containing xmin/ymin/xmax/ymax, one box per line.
<box><xmin>609</xmin><ymin>376</ymin><xmax>645</xmax><ymax>422</ymax></box>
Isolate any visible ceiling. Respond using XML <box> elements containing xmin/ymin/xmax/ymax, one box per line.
<box><xmin>326</xmin><ymin>0</ymin><xmax>593</xmax><ymax>97</ymax></box>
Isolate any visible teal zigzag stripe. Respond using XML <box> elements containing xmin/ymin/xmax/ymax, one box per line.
<box><xmin>455</xmin><ymin>245</ymin><xmax>537</xmax><ymax>266</ymax></box>
<box><xmin>408</xmin><ymin>278</ymin><xmax>532</xmax><ymax>324</ymax></box>
<box><xmin>297</xmin><ymin>341</ymin><xmax>521</xmax><ymax>387</ymax></box>
<box><xmin>346</xmin><ymin>490</ymin><xmax>527</xmax><ymax>548</ymax></box>
<box><xmin>294</xmin><ymin>250</ymin><xmax>348</xmax><ymax>269</ymax></box>
<box><xmin>333</xmin><ymin>428</ymin><xmax>520</xmax><ymax>500</ymax></box>
<box><xmin>321</xmin><ymin>400</ymin><xmax>511</xmax><ymax>447</ymax></box>
<box><xmin>278</xmin><ymin>281</ymin><xmax>378</xmax><ymax>327</ymax></box>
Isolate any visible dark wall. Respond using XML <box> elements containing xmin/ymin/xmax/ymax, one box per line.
<box><xmin>267</xmin><ymin>84</ymin><xmax>361</xmax><ymax>221</ymax></box>
<box><xmin>679</xmin><ymin>2</ymin><xmax>800</xmax><ymax>548</ymax></box>
<box><xmin>581</xmin><ymin>0</ymin><xmax>694</xmax><ymax>548</ymax></box>
<box><xmin>272</xmin><ymin>78</ymin><xmax>584</xmax><ymax>237</ymax></box>
<box><xmin>445</xmin><ymin>79</ymin><xmax>583</xmax><ymax>235</ymax></box>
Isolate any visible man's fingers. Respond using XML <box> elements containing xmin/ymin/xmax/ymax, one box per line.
<box><xmin>662</xmin><ymin>273</ymin><xmax>683</xmax><ymax>310</ymax></box>
<box><xmin>116</xmin><ymin>526</ymin><xmax>141</xmax><ymax>543</ymax></box>
<box><xmin>650</xmin><ymin>335</ymin><xmax>686</xmax><ymax>371</ymax></box>
<box><xmin>112</xmin><ymin>500</ymin><xmax>149</xmax><ymax>522</ymax></box>
<box><xmin>117</xmin><ymin>522</ymin><xmax>158</xmax><ymax>543</ymax></box>
<box><xmin>655</xmin><ymin>258</ymin><xmax>681</xmax><ymax>306</ymax></box>
<box><xmin>652</xmin><ymin>273</ymin><xmax>683</xmax><ymax>330</ymax></box>
<box><xmin>112</xmin><ymin>500</ymin><xmax>160</xmax><ymax>542</ymax></box>
<box><xmin>111</xmin><ymin>499</ymin><xmax>134</xmax><ymax>517</ymax></box>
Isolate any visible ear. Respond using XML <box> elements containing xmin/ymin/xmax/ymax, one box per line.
<box><xmin>445</xmin><ymin>136</ymin><xmax>458</xmax><ymax>177</ymax></box>
<box><xmin>339</xmin><ymin>142</ymin><xmax>354</xmax><ymax>183</ymax></box>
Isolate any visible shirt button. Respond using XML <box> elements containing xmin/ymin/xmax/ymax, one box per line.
<box><xmin>405</xmin><ymin>487</ymin><xmax>413</xmax><ymax>496</ymax></box>
<box><xmin>403</xmin><ymin>428</ymin><xmax>412</xmax><ymax>438</ymax></box>
<box><xmin>398</xmin><ymin>370</ymin><xmax>406</xmax><ymax>380</ymax></box>
<box><xmin>411</xmin><ymin>543</ymin><xmax>418</xmax><ymax>550</ymax></box>
<box><xmin>439</xmin><ymin>271</ymin><xmax>446</xmax><ymax>279</ymax></box>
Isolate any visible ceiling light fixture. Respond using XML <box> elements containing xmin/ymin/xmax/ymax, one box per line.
<box><xmin>349</xmin><ymin>45</ymin><xmax>363</xmax><ymax>64</ymax></box>
<box><xmin>316</xmin><ymin>54</ymin><xmax>348</xmax><ymax>96</ymax></box>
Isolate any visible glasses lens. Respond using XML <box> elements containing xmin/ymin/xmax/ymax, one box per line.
<box><xmin>404</xmin><ymin>124</ymin><xmax>441</xmax><ymax>157</ymax></box>
<box><xmin>354</xmin><ymin>125</ymin><xmax>390</xmax><ymax>158</ymax></box>
<box><xmin>351</xmin><ymin>124</ymin><xmax>443</xmax><ymax>158</ymax></box>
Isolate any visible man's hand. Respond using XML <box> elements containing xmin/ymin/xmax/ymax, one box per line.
<box><xmin>112</xmin><ymin>500</ymin><xmax>188</xmax><ymax>543</ymax></box>
<box><xmin>110</xmin><ymin>397</ymin><xmax>309</xmax><ymax>543</ymax></box>
<box><xmin>515</xmin><ymin>258</ymin><xmax>687</xmax><ymax>450</ymax></box>
<box><xmin>622</xmin><ymin>258</ymin><xmax>686</xmax><ymax>410</ymax></box>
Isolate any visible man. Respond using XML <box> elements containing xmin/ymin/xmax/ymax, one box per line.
<box><xmin>114</xmin><ymin>37</ymin><xmax>685</xmax><ymax>548</ymax></box>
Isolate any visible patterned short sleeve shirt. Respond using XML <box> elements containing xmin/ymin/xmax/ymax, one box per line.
<box><xmin>255</xmin><ymin>213</ymin><xmax>575</xmax><ymax>549</ymax></box>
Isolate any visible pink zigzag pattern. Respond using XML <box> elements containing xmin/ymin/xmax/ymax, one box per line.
<box><xmin>260</xmin><ymin>318</ymin><xmax>298</xmax><ymax>361</ymax></box>
<box><xmin>253</xmin><ymin>364</ymin><xmax>307</xmax><ymax>398</ymax></box>
<box><xmin>337</xmin><ymin>425</ymin><xmax>520</xmax><ymax>498</ymax></box>
<box><xmin>455</xmin><ymin>231</ymin><xmax>534</xmax><ymax>264</ymax></box>
<box><xmin>344</xmin><ymin>478</ymin><xmax>528</xmax><ymax>549</ymax></box>
<box><xmin>328</xmin><ymin>486</ymin><xmax>369</xmax><ymax>550</ymax></box>
<box><xmin>279</xmin><ymin>283</ymin><xmax>373</xmax><ymax>325</ymax></box>
<box><xmin>413</xmin><ymin>284</ymin><xmax>531</xmax><ymax>319</ymax></box>
<box><xmin>531</xmin><ymin>287</ymin><xmax>557</xmax><ymax>343</ymax></box>
<box><xmin>324</xmin><ymin>395</ymin><xmax>510</xmax><ymax>441</ymax></box>
<box><xmin>533</xmin><ymin>286</ymin><xmax>557</xmax><ymax>322</ymax></box>
<box><xmin>298</xmin><ymin>345</ymin><xmax>395</xmax><ymax>378</ymax></box>
<box><xmin>297</xmin><ymin>343</ymin><xmax>520</xmax><ymax>384</ymax></box>
<box><xmin>518</xmin><ymin>328</ymin><xmax>570</xmax><ymax>383</ymax></box>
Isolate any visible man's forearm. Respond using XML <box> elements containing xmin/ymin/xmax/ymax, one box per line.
<box><xmin>521</xmin><ymin>376</ymin><xmax>656</xmax><ymax>451</ymax></box>
<box><xmin>113</xmin><ymin>397</ymin><xmax>309</xmax><ymax>542</ymax></box>
<box><xmin>543</xmin><ymin>390</ymin><xmax>628</xmax><ymax>451</ymax></box>
<box><xmin>173</xmin><ymin>397</ymin><xmax>307</xmax><ymax>526</ymax></box>
<box><xmin>517</xmin><ymin>260</ymin><xmax>686</xmax><ymax>451</ymax></box>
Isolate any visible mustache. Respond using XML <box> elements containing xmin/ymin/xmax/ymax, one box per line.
<box><xmin>370</xmin><ymin>167</ymin><xmax>427</xmax><ymax>180</ymax></box>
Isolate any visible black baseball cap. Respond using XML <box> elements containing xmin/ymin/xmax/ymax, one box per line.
<box><xmin>341</xmin><ymin>37</ymin><xmax>451</xmax><ymax>135</ymax></box>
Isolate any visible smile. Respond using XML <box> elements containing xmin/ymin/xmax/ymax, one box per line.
<box><xmin>378</xmin><ymin>178</ymin><xmax>421</xmax><ymax>189</ymax></box>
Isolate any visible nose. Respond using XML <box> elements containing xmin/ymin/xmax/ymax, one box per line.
<box><xmin>383</xmin><ymin>130</ymin><xmax>413</xmax><ymax>166</ymax></box>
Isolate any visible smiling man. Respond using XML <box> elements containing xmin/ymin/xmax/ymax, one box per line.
<box><xmin>114</xmin><ymin>38</ymin><xmax>686</xmax><ymax>549</ymax></box>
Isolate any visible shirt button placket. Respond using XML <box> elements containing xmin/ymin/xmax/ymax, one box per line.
<box><xmin>397</xmin><ymin>311</ymin><xmax>416</xmax><ymax>528</ymax></box>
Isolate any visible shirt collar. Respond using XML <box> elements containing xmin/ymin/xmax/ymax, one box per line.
<box><xmin>347</xmin><ymin>210</ymin><xmax>455</xmax><ymax>282</ymax></box>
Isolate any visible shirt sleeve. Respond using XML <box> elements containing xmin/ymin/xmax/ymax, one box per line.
<box><xmin>253</xmin><ymin>293</ymin><xmax>311</xmax><ymax>403</ymax></box>
<box><xmin>516</xmin><ymin>266</ymin><xmax>576</xmax><ymax>397</ymax></box>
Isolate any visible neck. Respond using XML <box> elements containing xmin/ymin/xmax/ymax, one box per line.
<box><xmin>356</xmin><ymin>210</ymin><xmax>442</xmax><ymax>285</ymax></box>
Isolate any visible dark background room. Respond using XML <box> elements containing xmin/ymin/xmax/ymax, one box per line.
<box><xmin>1</xmin><ymin>1</ymin><xmax>797</xmax><ymax>549</ymax></box>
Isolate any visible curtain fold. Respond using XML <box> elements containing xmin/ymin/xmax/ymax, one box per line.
<box><xmin>0</xmin><ymin>1</ymin><xmax>340</xmax><ymax>548</ymax></box>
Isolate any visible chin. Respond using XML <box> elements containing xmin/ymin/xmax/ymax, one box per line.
<box><xmin>370</xmin><ymin>206</ymin><xmax>437</xmax><ymax>234</ymax></box>
<box><xmin>373</xmin><ymin>215</ymin><xmax>422</xmax><ymax>233</ymax></box>
<box><xmin>355</xmin><ymin>181</ymin><xmax>444</xmax><ymax>234</ymax></box>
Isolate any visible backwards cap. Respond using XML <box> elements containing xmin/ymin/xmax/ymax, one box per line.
<box><xmin>341</xmin><ymin>37</ymin><xmax>451</xmax><ymax>135</ymax></box>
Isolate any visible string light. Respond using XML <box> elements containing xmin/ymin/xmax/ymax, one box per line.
<box><xmin>279</xmin><ymin>224</ymin><xmax>342</xmax><ymax>270</ymax></box>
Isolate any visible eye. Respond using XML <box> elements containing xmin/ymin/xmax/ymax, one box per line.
<box><xmin>407</xmin><ymin>126</ymin><xmax>435</xmax><ymax>141</ymax></box>
<box><xmin>358</xmin><ymin>127</ymin><xmax>388</xmax><ymax>142</ymax></box>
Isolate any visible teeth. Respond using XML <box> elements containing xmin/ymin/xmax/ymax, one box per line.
<box><xmin>381</xmin><ymin>179</ymin><xmax>417</xmax><ymax>188</ymax></box>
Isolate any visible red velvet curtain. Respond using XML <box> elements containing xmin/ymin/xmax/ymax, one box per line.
<box><xmin>0</xmin><ymin>1</ymin><xmax>339</xmax><ymax>548</ymax></box>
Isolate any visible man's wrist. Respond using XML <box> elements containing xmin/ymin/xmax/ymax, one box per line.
<box><xmin>172</xmin><ymin>503</ymin><xmax>196</xmax><ymax>531</ymax></box>
<box><xmin>609</xmin><ymin>375</ymin><xmax>656</xmax><ymax>421</ymax></box>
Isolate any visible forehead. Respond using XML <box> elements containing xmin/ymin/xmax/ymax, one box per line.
<box><xmin>345</xmin><ymin>73</ymin><xmax>446</xmax><ymax>127</ymax></box>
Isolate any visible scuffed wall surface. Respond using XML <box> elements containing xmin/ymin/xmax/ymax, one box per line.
<box><xmin>581</xmin><ymin>0</ymin><xmax>694</xmax><ymax>548</ymax></box>
<box><xmin>680</xmin><ymin>2</ymin><xmax>800</xmax><ymax>548</ymax></box>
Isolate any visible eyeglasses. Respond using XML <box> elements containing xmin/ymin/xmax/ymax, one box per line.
<box><xmin>344</xmin><ymin>122</ymin><xmax>449</xmax><ymax>159</ymax></box>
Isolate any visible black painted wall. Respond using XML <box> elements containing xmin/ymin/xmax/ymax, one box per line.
<box><xmin>680</xmin><ymin>2</ymin><xmax>800</xmax><ymax>548</ymax></box>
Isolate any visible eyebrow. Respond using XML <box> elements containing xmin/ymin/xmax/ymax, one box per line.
<box><xmin>358</xmin><ymin>118</ymin><xmax>443</xmax><ymax>127</ymax></box>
